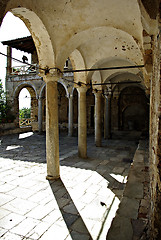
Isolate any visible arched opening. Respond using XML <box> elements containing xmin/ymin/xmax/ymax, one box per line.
<box><xmin>14</xmin><ymin>84</ymin><xmax>38</xmax><ymax>128</ymax></box>
<box><xmin>73</xmin><ymin>88</ymin><xmax>78</xmax><ymax>136</ymax></box>
<box><xmin>57</xmin><ymin>82</ymin><xmax>68</xmax><ymax>134</ymax></box>
<box><xmin>41</xmin><ymin>86</ymin><xmax>46</xmax><ymax>131</ymax></box>
<box><xmin>118</xmin><ymin>86</ymin><xmax>149</xmax><ymax>132</ymax></box>
<box><xmin>122</xmin><ymin>104</ymin><xmax>147</xmax><ymax>131</ymax></box>
<box><xmin>86</xmin><ymin>88</ymin><xmax>95</xmax><ymax>134</ymax></box>
<box><xmin>19</xmin><ymin>88</ymin><xmax>31</xmax><ymax>126</ymax></box>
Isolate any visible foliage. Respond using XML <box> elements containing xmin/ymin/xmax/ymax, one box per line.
<box><xmin>0</xmin><ymin>79</ymin><xmax>15</xmax><ymax>123</ymax></box>
<box><xmin>19</xmin><ymin>107</ymin><xmax>31</xmax><ymax>119</ymax></box>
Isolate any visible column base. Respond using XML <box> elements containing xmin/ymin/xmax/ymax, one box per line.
<box><xmin>96</xmin><ymin>144</ymin><xmax>102</xmax><ymax>147</ymax></box>
<box><xmin>78</xmin><ymin>153</ymin><xmax>87</xmax><ymax>159</ymax></box>
<box><xmin>46</xmin><ymin>175</ymin><xmax>60</xmax><ymax>180</ymax></box>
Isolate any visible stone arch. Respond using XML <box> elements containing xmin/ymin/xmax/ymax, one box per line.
<box><xmin>58</xmin><ymin>79</ymin><xmax>69</xmax><ymax>97</ymax></box>
<box><xmin>13</xmin><ymin>82</ymin><xmax>38</xmax><ymax>100</ymax></box>
<box><xmin>91</xmin><ymin>70</ymin><xmax>102</xmax><ymax>91</ymax></box>
<box><xmin>69</xmin><ymin>49</ymin><xmax>87</xmax><ymax>84</ymax></box>
<box><xmin>39</xmin><ymin>83</ymin><xmax>46</xmax><ymax>125</ymax></box>
<box><xmin>39</xmin><ymin>83</ymin><xmax>46</xmax><ymax>99</ymax></box>
<box><xmin>10</xmin><ymin>7</ymin><xmax>55</xmax><ymax>69</ymax></box>
<box><xmin>86</xmin><ymin>88</ymin><xmax>95</xmax><ymax>133</ymax></box>
<box><xmin>57</xmin><ymin>82</ymin><xmax>68</xmax><ymax>132</ymax></box>
<box><xmin>13</xmin><ymin>82</ymin><xmax>38</xmax><ymax>127</ymax></box>
<box><xmin>87</xmin><ymin>57</ymin><xmax>144</xmax><ymax>84</ymax></box>
<box><xmin>105</xmin><ymin>71</ymin><xmax>146</xmax><ymax>96</ymax></box>
<box><xmin>71</xmin><ymin>86</ymin><xmax>77</xmax><ymax>97</ymax></box>
<box><xmin>73</xmin><ymin>88</ymin><xmax>78</xmax><ymax>131</ymax></box>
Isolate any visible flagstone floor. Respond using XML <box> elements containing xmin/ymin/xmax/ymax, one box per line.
<box><xmin>0</xmin><ymin>132</ymin><xmax>148</xmax><ymax>240</ymax></box>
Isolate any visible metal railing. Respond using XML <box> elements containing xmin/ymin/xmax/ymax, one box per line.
<box><xmin>11</xmin><ymin>64</ymin><xmax>74</xmax><ymax>77</ymax></box>
<box><xmin>19</xmin><ymin>118</ymin><xmax>34</xmax><ymax>126</ymax></box>
<box><xmin>11</xmin><ymin>64</ymin><xmax>38</xmax><ymax>75</ymax></box>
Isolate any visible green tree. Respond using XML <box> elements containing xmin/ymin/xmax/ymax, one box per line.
<box><xmin>0</xmin><ymin>79</ymin><xmax>15</xmax><ymax>123</ymax></box>
<box><xmin>19</xmin><ymin>107</ymin><xmax>31</xmax><ymax>119</ymax></box>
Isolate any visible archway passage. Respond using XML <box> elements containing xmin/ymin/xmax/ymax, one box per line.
<box><xmin>57</xmin><ymin>82</ymin><xmax>68</xmax><ymax>134</ymax></box>
<box><xmin>86</xmin><ymin>88</ymin><xmax>95</xmax><ymax>134</ymax></box>
<box><xmin>118</xmin><ymin>86</ymin><xmax>149</xmax><ymax>132</ymax></box>
<box><xmin>19</xmin><ymin>88</ymin><xmax>31</xmax><ymax>126</ymax></box>
<box><xmin>14</xmin><ymin>85</ymin><xmax>38</xmax><ymax>128</ymax></box>
<box><xmin>73</xmin><ymin>88</ymin><xmax>78</xmax><ymax>136</ymax></box>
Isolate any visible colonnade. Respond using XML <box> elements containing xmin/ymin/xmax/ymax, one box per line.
<box><xmin>38</xmin><ymin>72</ymin><xmax>111</xmax><ymax>179</ymax></box>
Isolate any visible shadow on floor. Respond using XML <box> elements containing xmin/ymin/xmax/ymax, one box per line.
<box><xmin>49</xmin><ymin>178</ymin><xmax>93</xmax><ymax>240</ymax></box>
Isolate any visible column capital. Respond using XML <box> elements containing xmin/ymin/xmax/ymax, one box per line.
<box><xmin>77</xmin><ymin>86</ymin><xmax>87</xmax><ymax>94</ymax></box>
<box><xmin>93</xmin><ymin>90</ymin><xmax>102</xmax><ymax>97</ymax></box>
<box><xmin>40</xmin><ymin>69</ymin><xmax>62</xmax><ymax>83</ymax></box>
<box><xmin>38</xmin><ymin>95</ymin><xmax>43</xmax><ymax>100</ymax></box>
<box><xmin>67</xmin><ymin>93</ymin><xmax>73</xmax><ymax>99</ymax></box>
<box><xmin>104</xmin><ymin>93</ymin><xmax>112</xmax><ymax>100</ymax></box>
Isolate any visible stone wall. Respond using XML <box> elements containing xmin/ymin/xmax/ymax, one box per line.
<box><xmin>149</xmin><ymin>33</ymin><xmax>161</xmax><ymax>239</ymax></box>
<box><xmin>111</xmin><ymin>86</ymin><xmax>149</xmax><ymax>132</ymax></box>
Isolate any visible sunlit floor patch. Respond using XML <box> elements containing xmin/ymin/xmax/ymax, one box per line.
<box><xmin>6</xmin><ymin>145</ymin><xmax>22</xmax><ymax>151</ymax></box>
<box><xmin>61</xmin><ymin>166</ymin><xmax>121</xmax><ymax>240</ymax></box>
<box><xmin>19</xmin><ymin>132</ymin><xmax>33</xmax><ymax>139</ymax></box>
<box><xmin>110</xmin><ymin>173</ymin><xmax>127</xmax><ymax>183</ymax></box>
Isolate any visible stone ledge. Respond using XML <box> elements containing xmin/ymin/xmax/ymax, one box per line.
<box><xmin>0</xmin><ymin>126</ymin><xmax>32</xmax><ymax>136</ymax></box>
<box><xmin>106</xmin><ymin>140</ymin><xmax>149</xmax><ymax>240</ymax></box>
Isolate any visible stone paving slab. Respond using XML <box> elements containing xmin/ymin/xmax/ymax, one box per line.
<box><xmin>0</xmin><ymin>132</ymin><xmax>140</xmax><ymax>240</ymax></box>
<box><xmin>106</xmin><ymin>139</ymin><xmax>149</xmax><ymax>240</ymax></box>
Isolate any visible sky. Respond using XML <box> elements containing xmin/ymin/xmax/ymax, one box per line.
<box><xmin>0</xmin><ymin>12</ymin><xmax>31</xmax><ymax>109</ymax></box>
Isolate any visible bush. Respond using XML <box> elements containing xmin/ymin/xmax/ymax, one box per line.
<box><xmin>0</xmin><ymin>79</ymin><xmax>15</xmax><ymax>123</ymax></box>
<box><xmin>19</xmin><ymin>107</ymin><xmax>31</xmax><ymax>119</ymax></box>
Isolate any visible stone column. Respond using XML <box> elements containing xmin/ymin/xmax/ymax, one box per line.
<box><xmin>78</xmin><ymin>87</ymin><xmax>87</xmax><ymax>158</ymax></box>
<box><xmin>7</xmin><ymin>46</ymin><xmax>12</xmax><ymax>75</ymax></box>
<box><xmin>94</xmin><ymin>92</ymin><xmax>102</xmax><ymax>147</ymax></box>
<box><xmin>38</xmin><ymin>96</ymin><xmax>43</xmax><ymax>133</ymax></box>
<box><xmin>44</xmin><ymin>72</ymin><xmax>60</xmax><ymax>180</ymax></box>
<box><xmin>68</xmin><ymin>94</ymin><xmax>73</xmax><ymax>137</ymax></box>
<box><xmin>104</xmin><ymin>95</ymin><xmax>111</xmax><ymax>139</ymax></box>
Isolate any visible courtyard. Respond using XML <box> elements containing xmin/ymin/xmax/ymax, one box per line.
<box><xmin>0</xmin><ymin>132</ymin><xmax>149</xmax><ymax>239</ymax></box>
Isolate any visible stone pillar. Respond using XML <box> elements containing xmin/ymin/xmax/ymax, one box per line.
<box><xmin>68</xmin><ymin>94</ymin><xmax>73</xmax><ymax>137</ymax></box>
<box><xmin>94</xmin><ymin>92</ymin><xmax>102</xmax><ymax>147</ymax></box>
<box><xmin>44</xmin><ymin>73</ymin><xmax>60</xmax><ymax>180</ymax></box>
<box><xmin>38</xmin><ymin>96</ymin><xmax>43</xmax><ymax>133</ymax></box>
<box><xmin>14</xmin><ymin>96</ymin><xmax>19</xmax><ymax>127</ymax></box>
<box><xmin>7</xmin><ymin>46</ymin><xmax>12</xmax><ymax>75</ymax></box>
<box><xmin>78</xmin><ymin>87</ymin><xmax>87</xmax><ymax>158</ymax></box>
<box><xmin>104</xmin><ymin>95</ymin><xmax>111</xmax><ymax>139</ymax></box>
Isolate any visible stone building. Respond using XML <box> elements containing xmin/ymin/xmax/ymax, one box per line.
<box><xmin>2</xmin><ymin>36</ymin><xmax>77</xmax><ymax>134</ymax></box>
<box><xmin>0</xmin><ymin>0</ymin><xmax>161</xmax><ymax>239</ymax></box>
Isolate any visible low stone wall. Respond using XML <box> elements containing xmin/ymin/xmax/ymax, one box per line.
<box><xmin>0</xmin><ymin>122</ymin><xmax>16</xmax><ymax>130</ymax></box>
<box><xmin>31</xmin><ymin>122</ymin><xmax>38</xmax><ymax>132</ymax></box>
<box><xmin>0</xmin><ymin>125</ymin><xmax>32</xmax><ymax>136</ymax></box>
